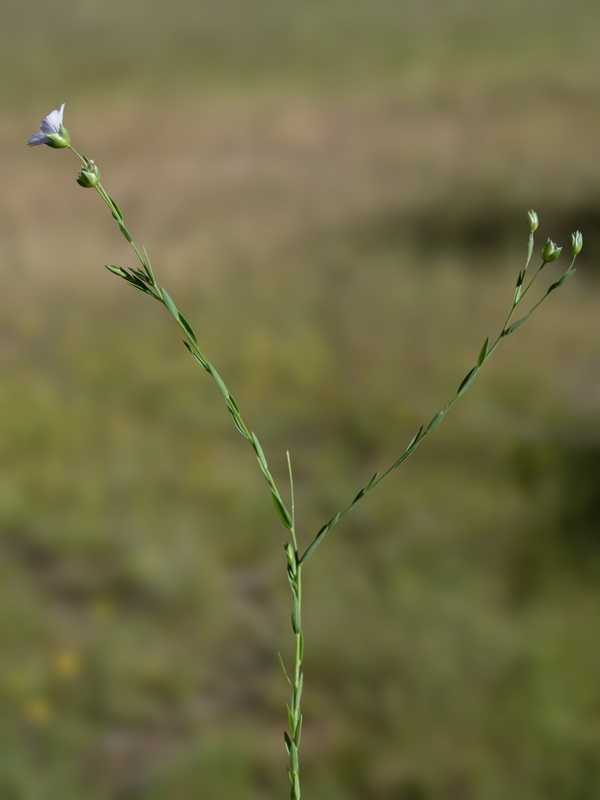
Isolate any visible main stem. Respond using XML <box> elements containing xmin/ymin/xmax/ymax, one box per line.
<box><xmin>285</xmin><ymin>537</ymin><xmax>304</xmax><ymax>800</ymax></box>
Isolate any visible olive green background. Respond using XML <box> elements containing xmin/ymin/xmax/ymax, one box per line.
<box><xmin>3</xmin><ymin>1</ymin><xmax>600</xmax><ymax>798</ymax></box>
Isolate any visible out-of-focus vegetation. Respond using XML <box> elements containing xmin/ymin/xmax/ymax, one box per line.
<box><xmin>3</xmin><ymin>1</ymin><xmax>600</xmax><ymax>797</ymax></box>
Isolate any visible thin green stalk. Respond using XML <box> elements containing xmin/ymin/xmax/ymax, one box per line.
<box><xmin>282</xmin><ymin>452</ymin><xmax>303</xmax><ymax>799</ymax></box>
<box><xmin>300</xmin><ymin>229</ymin><xmax>580</xmax><ymax>565</ymax></box>
<box><xmin>31</xmin><ymin>112</ymin><xmax>580</xmax><ymax>800</ymax></box>
<box><xmin>69</xmin><ymin>144</ymin><xmax>305</xmax><ymax>795</ymax></box>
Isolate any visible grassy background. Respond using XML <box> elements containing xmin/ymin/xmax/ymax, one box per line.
<box><xmin>3</xmin><ymin>1</ymin><xmax>600</xmax><ymax>797</ymax></box>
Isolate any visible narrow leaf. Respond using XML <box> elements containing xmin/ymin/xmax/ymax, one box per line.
<box><xmin>503</xmin><ymin>312</ymin><xmax>531</xmax><ymax>336</ymax></box>
<box><xmin>250</xmin><ymin>432</ymin><xmax>268</xmax><ymax>471</ymax></box>
<box><xmin>178</xmin><ymin>312</ymin><xmax>198</xmax><ymax>345</ymax></box>
<box><xmin>208</xmin><ymin>364</ymin><xmax>230</xmax><ymax>399</ymax></box>
<box><xmin>546</xmin><ymin>269</ymin><xmax>576</xmax><ymax>294</ymax></box>
<box><xmin>283</xmin><ymin>731</ymin><xmax>292</xmax><ymax>755</ymax></box>
<box><xmin>513</xmin><ymin>284</ymin><xmax>522</xmax><ymax>304</ymax></box>
<box><xmin>457</xmin><ymin>366</ymin><xmax>478</xmax><ymax>397</ymax></box>
<box><xmin>160</xmin><ymin>287</ymin><xmax>179</xmax><ymax>319</ymax></box>
<box><xmin>226</xmin><ymin>404</ymin><xmax>249</xmax><ymax>438</ymax></box>
<box><xmin>300</xmin><ymin>513</ymin><xmax>341</xmax><ymax>564</ymax></box>
<box><xmin>365</xmin><ymin>471</ymin><xmax>379</xmax><ymax>490</ymax></box>
<box><xmin>351</xmin><ymin>486</ymin><xmax>366</xmax><ymax>505</ymax></box>
<box><xmin>118</xmin><ymin>222</ymin><xmax>133</xmax><ymax>243</ymax></box>
<box><xmin>405</xmin><ymin>426</ymin><xmax>423</xmax><ymax>452</ymax></box>
<box><xmin>277</xmin><ymin>652</ymin><xmax>292</xmax><ymax>684</ymax></box>
<box><xmin>107</xmin><ymin>194</ymin><xmax>123</xmax><ymax>221</ymax></box>
<box><xmin>273</xmin><ymin>492</ymin><xmax>293</xmax><ymax>531</ymax></box>
<box><xmin>105</xmin><ymin>264</ymin><xmax>128</xmax><ymax>278</ymax></box>
<box><xmin>477</xmin><ymin>336</ymin><xmax>489</xmax><ymax>367</ymax></box>
<box><xmin>289</xmin><ymin>740</ymin><xmax>299</xmax><ymax>772</ymax></box>
<box><xmin>182</xmin><ymin>340</ymin><xmax>209</xmax><ymax>370</ymax></box>
<box><xmin>426</xmin><ymin>407</ymin><xmax>446</xmax><ymax>433</ymax></box>
<box><xmin>291</xmin><ymin>596</ymin><xmax>301</xmax><ymax>633</ymax></box>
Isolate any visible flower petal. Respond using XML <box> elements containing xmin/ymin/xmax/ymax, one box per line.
<box><xmin>28</xmin><ymin>130</ymin><xmax>50</xmax><ymax>146</ymax></box>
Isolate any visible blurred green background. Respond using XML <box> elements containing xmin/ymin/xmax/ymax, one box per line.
<box><xmin>3</xmin><ymin>1</ymin><xmax>600</xmax><ymax>798</ymax></box>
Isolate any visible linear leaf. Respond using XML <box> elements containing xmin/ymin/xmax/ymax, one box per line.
<box><xmin>160</xmin><ymin>287</ymin><xmax>179</xmax><ymax>319</ymax></box>
<box><xmin>277</xmin><ymin>652</ymin><xmax>292</xmax><ymax>684</ymax></box>
<box><xmin>477</xmin><ymin>336</ymin><xmax>489</xmax><ymax>367</ymax></box>
<box><xmin>182</xmin><ymin>340</ymin><xmax>209</xmax><ymax>370</ymax></box>
<box><xmin>291</xmin><ymin>596</ymin><xmax>301</xmax><ymax>633</ymax></box>
<box><xmin>457</xmin><ymin>367</ymin><xmax>478</xmax><ymax>397</ymax></box>
<box><xmin>107</xmin><ymin>194</ymin><xmax>123</xmax><ymax>221</ymax></box>
<box><xmin>105</xmin><ymin>264</ymin><xmax>128</xmax><ymax>278</ymax></box>
<box><xmin>178</xmin><ymin>311</ymin><xmax>198</xmax><ymax>345</ymax></box>
<box><xmin>273</xmin><ymin>492</ymin><xmax>293</xmax><ymax>531</ymax></box>
<box><xmin>405</xmin><ymin>426</ymin><xmax>423</xmax><ymax>452</ymax></box>
<box><xmin>504</xmin><ymin>312</ymin><xmax>532</xmax><ymax>336</ymax></box>
<box><xmin>426</xmin><ymin>407</ymin><xmax>446</xmax><ymax>433</ymax></box>
<box><xmin>300</xmin><ymin>513</ymin><xmax>341</xmax><ymax>564</ymax></box>
<box><xmin>208</xmin><ymin>364</ymin><xmax>229</xmax><ymax>399</ymax></box>
<box><xmin>365</xmin><ymin>471</ymin><xmax>379</xmax><ymax>490</ymax></box>
<box><xmin>283</xmin><ymin>731</ymin><xmax>292</xmax><ymax>755</ymax></box>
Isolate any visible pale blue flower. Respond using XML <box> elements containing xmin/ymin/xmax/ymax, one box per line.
<box><xmin>28</xmin><ymin>103</ymin><xmax>70</xmax><ymax>148</ymax></box>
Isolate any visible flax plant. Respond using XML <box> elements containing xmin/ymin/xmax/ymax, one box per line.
<box><xmin>28</xmin><ymin>104</ymin><xmax>582</xmax><ymax>799</ymax></box>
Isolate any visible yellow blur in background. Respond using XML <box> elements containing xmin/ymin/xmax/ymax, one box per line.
<box><xmin>2</xmin><ymin>1</ymin><xmax>600</xmax><ymax>798</ymax></box>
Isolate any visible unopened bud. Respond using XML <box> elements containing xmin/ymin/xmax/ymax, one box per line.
<box><xmin>527</xmin><ymin>210</ymin><xmax>539</xmax><ymax>232</ymax></box>
<box><xmin>571</xmin><ymin>231</ymin><xmax>583</xmax><ymax>256</ymax></box>
<box><xmin>541</xmin><ymin>239</ymin><xmax>562</xmax><ymax>263</ymax></box>
<box><xmin>76</xmin><ymin>160</ymin><xmax>100</xmax><ymax>188</ymax></box>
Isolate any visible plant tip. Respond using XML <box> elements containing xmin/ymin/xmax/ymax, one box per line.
<box><xmin>527</xmin><ymin>210</ymin><xmax>539</xmax><ymax>232</ymax></box>
<box><xmin>571</xmin><ymin>231</ymin><xmax>583</xmax><ymax>256</ymax></box>
<box><xmin>76</xmin><ymin>160</ymin><xmax>101</xmax><ymax>188</ymax></box>
<box><xmin>28</xmin><ymin>103</ymin><xmax>70</xmax><ymax>149</ymax></box>
<box><xmin>541</xmin><ymin>238</ymin><xmax>562</xmax><ymax>263</ymax></box>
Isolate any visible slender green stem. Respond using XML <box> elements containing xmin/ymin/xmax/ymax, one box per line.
<box><xmin>67</xmin><ymin>147</ymin><xmax>292</xmax><ymax>533</ymax></box>
<box><xmin>300</xmin><ymin>234</ymin><xmax>580</xmax><ymax>564</ymax></box>
<box><xmin>69</xmin><ymin>144</ymin><xmax>306</xmax><ymax>792</ymax></box>
<box><xmin>284</xmin><ymin>539</ymin><xmax>303</xmax><ymax>799</ymax></box>
<box><xmin>54</xmin><ymin>137</ymin><xmax>578</xmax><ymax>800</ymax></box>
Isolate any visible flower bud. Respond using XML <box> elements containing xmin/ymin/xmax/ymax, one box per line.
<box><xmin>571</xmin><ymin>231</ymin><xmax>583</xmax><ymax>256</ymax></box>
<box><xmin>76</xmin><ymin>160</ymin><xmax>100</xmax><ymax>188</ymax></box>
<box><xmin>527</xmin><ymin>210</ymin><xmax>539</xmax><ymax>232</ymax></box>
<box><xmin>541</xmin><ymin>239</ymin><xmax>562</xmax><ymax>263</ymax></box>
